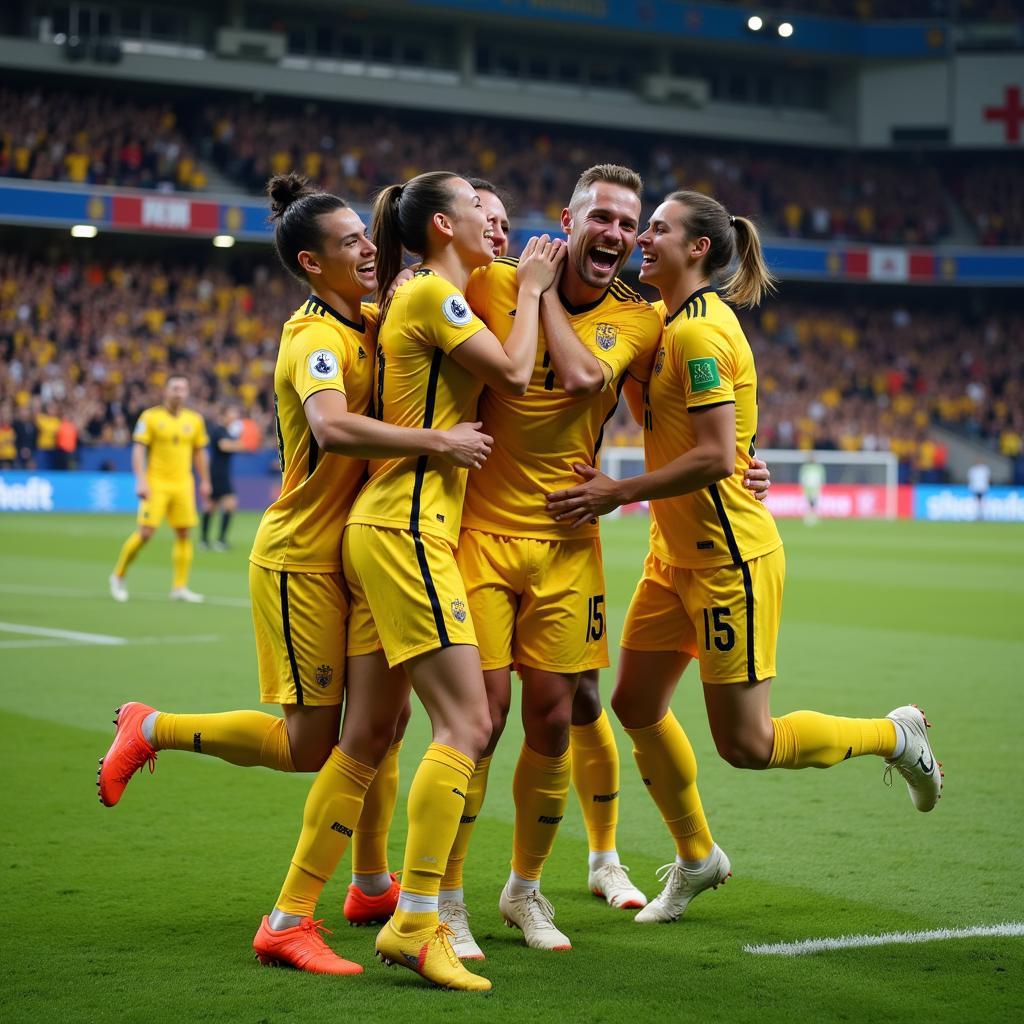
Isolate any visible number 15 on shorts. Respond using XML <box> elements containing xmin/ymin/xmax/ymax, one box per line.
<box><xmin>585</xmin><ymin>594</ymin><xmax>606</xmax><ymax>643</ymax></box>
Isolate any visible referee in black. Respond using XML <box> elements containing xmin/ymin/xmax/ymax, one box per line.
<box><xmin>201</xmin><ymin>403</ymin><xmax>245</xmax><ymax>550</ymax></box>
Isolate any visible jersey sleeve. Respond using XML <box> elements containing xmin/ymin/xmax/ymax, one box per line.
<box><xmin>411</xmin><ymin>273</ymin><xmax>486</xmax><ymax>355</ymax></box>
<box><xmin>287</xmin><ymin>321</ymin><xmax>354</xmax><ymax>404</ymax></box>
<box><xmin>132</xmin><ymin>410</ymin><xmax>152</xmax><ymax>445</ymax></box>
<box><xmin>596</xmin><ymin>303</ymin><xmax>662</xmax><ymax>384</ymax></box>
<box><xmin>192</xmin><ymin>413</ymin><xmax>210</xmax><ymax>450</ymax></box>
<box><xmin>677</xmin><ymin>321</ymin><xmax>737</xmax><ymax>410</ymax></box>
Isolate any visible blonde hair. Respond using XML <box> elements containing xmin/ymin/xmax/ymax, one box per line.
<box><xmin>666</xmin><ymin>189</ymin><xmax>776</xmax><ymax>308</ymax></box>
<box><xmin>569</xmin><ymin>164</ymin><xmax>643</xmax><ymax>213</ymax></box>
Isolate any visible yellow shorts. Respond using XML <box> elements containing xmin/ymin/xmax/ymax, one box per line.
<box><xmin>343</xmin><ymin>523</ymin><xmax>477</xmax><ymax>667</ymax></box>
<box><xmin>249</xmin><ymin>563</ymin><xmax>347</xmax><ymax>706</ymax></box>
<box><xmin>138</xmin><ymin>483</ymin><xmax>197</xmax><ymax>529</ymax></box>
<box><xmin>620</xmin><ymin>546</ymin><xmax>785</xmax><ymax>684</ymax></box>
<box><xmin>456</xmin><ymin>529</ymin><xmax>609</xmax><ymax>675</ymax></box>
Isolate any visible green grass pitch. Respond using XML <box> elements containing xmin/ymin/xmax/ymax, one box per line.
<box><xmin>1</xmin><ymin>512</ymin><xmax>1021</xmax><ymax>1023</ymax></box>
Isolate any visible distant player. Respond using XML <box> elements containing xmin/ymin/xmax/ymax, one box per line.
<box><xmin>968</xmin><ymin>458</ymin><xmax>991</xmax><ymax>521</ymax></box>
<box><xmin>109</xmin><ymin>376</ymin><xmax>211</xmax><ymax>603</ymax></box>
<box><xmin>799</xmin><ymin>455</ymin><xmax>825</xmax><ymax>525</ymax></box>
<box><xmin>547</xmin><ymin>189</ymin><xmax>942</xmax><ymax>924</ymax></box>
<box><xmin>201</xmin><ymin>403</ymin><xmax>245</xmax><ymax>550</ymax></box>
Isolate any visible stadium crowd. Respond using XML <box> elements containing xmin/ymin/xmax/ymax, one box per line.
<box><xmin>2</xmin><ymin>253</ymin><xmax>1021</xmax><ymax>483</ymax></box>
<box><xmin>2</xmin><ymin>86</ymin><xmax>1020</xmax><ymax>245</ymax></box>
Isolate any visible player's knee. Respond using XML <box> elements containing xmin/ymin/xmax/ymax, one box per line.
<box><xmin>571</xmin><ymin>675</ymin><xmax>603</xmax><ymax>725</ymax></box>
<box><xmin>609</xmin><ymin>685</ymin><xmax>649</xmax><ymax>730</ymax></box>
<box><xmin>138</xmin><ymin>528</ymin><xmax>154</xmax><ymax>542</ymax></box>
<box><xmin>523</xmin><ymin>701</ymin><xmax>572</xmax><ymax>755</ymax></box>
<box><xmin>713</xmin><ymin>730</ymin><xmax>772</xmax><ymax>770</ymax></box>
<box><xmin>290</xmin><ymin>737</ymin><xmax>334</xmax><ymax>773</ymax></box>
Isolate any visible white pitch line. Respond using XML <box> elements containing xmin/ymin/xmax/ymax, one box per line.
<box><xmin>0</xmin><ymin>633</ymin><xmax>222</xmax><ymax>650</ymax></box>
<box><xmin>744</xmin><ymin>922</ymin><xmax>1024</xmax><ymax>956</ymax></box>
<box><xmin>0</xmin><ymin>621</ymin><xmax>125</xmax><ymax>645</ymax></box>
<box><xmin>0</xmin><ymin>583</ymin><xmax>250</xmax><ymax>608</ymax></box>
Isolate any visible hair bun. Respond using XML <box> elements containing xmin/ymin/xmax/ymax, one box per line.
<box><xmin>267</xmin><ymin>173</ymin><xmax>317</xmax><ymax>220</ymax></box>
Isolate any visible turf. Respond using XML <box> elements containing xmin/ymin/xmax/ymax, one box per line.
<box><xmin>1</xmin><ymin>513</ymin><xmax>1021</xmax><ymax>1024</ymax></box>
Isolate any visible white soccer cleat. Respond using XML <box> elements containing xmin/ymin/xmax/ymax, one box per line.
<box><xmin>884</xmin><ymin>705</ymin><xmax>943</xmax><ymax>812</ymax></box>
<box><xmin>438</xmin><ymin>899</ymin><xmax>485</xmax><ymax>961</ymax></box>
<box><xmin>498</xmin><ymin>885</ymin><xmax>571</xmax><ymax>951</ymax></box>
<box><xmin>109</xmin><ymin>574</ymin><xmax>128</xmax><ymax>603</ymax></box>
<box><xmin>634</xmin><ymin>845</ymin><xmax>731</xmax><ymax>924</ymax></box>
<box><xmin>589</xmin><ymin>863</ymin><xmax>647</xmax><ymax>909</ymax></box>
<box><xmin>169</xmin><ymin>587</ymin><xmax>205</xmax><ymax>603</ymax></box>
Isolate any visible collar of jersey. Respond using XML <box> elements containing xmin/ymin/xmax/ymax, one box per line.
<box><xmin>558</xmin><ymin>286</ymin><xmax>609</xmax><ymax>316</ymax></box>
<box><xmin>664</xmin><ymin>285</ymin><xmax>715</xmax><ymax>326</ymax></box>
<box><xmin>306</xmin><ymin>294</ymin><xmax>365</xmax><ymax>333</ymax></box>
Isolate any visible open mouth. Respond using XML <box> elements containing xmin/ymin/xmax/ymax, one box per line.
<box><xmin>357</xmin><ymin>261</ymin><xmax>375</xmax><ymax>277</ymax></box>
<box><xmin>588</xmin><ymin>245</ymin><xmax>620</xmax><ymax>273</ymax></box>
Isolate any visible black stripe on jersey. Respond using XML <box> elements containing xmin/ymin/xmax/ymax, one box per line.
<box><xmin>307</xmin><ymin>435</ymin><xmax>320</xmax><ymax>477</ymax></box>
<box><xmin>494</xmin><ymin>257</ymin><xmax>520</xmax><ymax>267</ymax></box>
<box><xmin>279</xmin><ymin>572</ymin><xmax>305</xmax><ymax>706</ymax></box>
<box><xmin>740</xmin><ymin>561</ymin><xmax>757</xmax><ymax>683</ymax></box>
<box><xmin>666</xmin><ymin>286</ymin><xmax>714</xmax><ymax>326</ymax></box>
<box><xmin>686</xmin><ymin>399</ymin><xmax>735</xmax><ymax>413</ymax></box>
<box><xmin>273</xmin><ymin>393</ymin><xmax>285</xmax><ymax>471</ymax></box>
<box><xmin>609</xmin><ymin>280</ymin><xmax>645</xmax><ymax>304</ymax></box>
<box><xmin>409</xmin><ymin>348</ymin><xmax>450</xmax><ymax>648</ymax></box>
<box><xmin>305</xmin><ymin>293</ymin><xmax>365</xmax><ymax>333</ymax></box>
<box><xmin>708</xmin><ymin>482</ymin><xmax>743</xmax><ymax>567</ymax></box>
<box><xmin>592</xmin><ymin>374</ymin><xmax>627</xmax><ymax>462</ymax></box>
<box><xmin>560</xmin><ymin>290</ymin><xmax>608</xmax><ymax>316</ymax></box>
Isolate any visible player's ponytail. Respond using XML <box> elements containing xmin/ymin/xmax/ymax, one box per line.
<box><xmin>667</xmin><ymin>189</ymin><xmax>776</xmax><ymax>309</ymax></box>
<box><xmin>371</xmin><ymin>171</ymin><xmax>459</xmax><ymax>301</ymax></box>
<box><xmin>266</xmin><ymin>173</ymin><xmax>348</xmax><ymax>283</ymax></box>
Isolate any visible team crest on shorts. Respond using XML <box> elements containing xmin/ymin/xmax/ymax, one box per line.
<box><xmin>315</xmin><ymin>664</ymin><xmax>333</xmax><ymax>688</ymax></box>
<box><xmin>450</xmin><ymin>599</ymin><xmax>468</xmax><ymax>623</ymax></box>
<box><xmin>654</xmin><ymin>346</ymin><xmax>666</xmax><ymax>376</ymax></box>
<box><xmin>595</xmin><ymin>323</ymin><xmax>617</xmax><ymax>350</ymax></box>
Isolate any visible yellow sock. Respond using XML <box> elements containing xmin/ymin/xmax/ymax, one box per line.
<box><xmin>570</xmin><ymin>710</ymin><xmax>620</xmax><ymax>853</ymax></box>
<box><xmin>113</xmin><ymin>531</ymin><xmax>144</xmax><ymax>577</ymax></box>
<box><xmin>171</xmin><ymin>535</ymin><xmax>193</xmax><ymax>589</ymax></box>
<box><xmin>391</xmin><ymin>743</ymin><xmax>474</xmax><ymax>933</ymax></box>
<box><xmin>352</xmin><ymin>740</ymin><xmax>402</xmax><ymax>875</ymax></box>
<box><xmin>626</xmin><ymin>711</ymin><xmax>713</xmax><ymax>862</ymax></box>
<box><xmin>152</xmin><ymin>710</ymin><xmax>295</xmax><ymax>771</ymax></box>
<box><xmin>440</xmin><ymin>754</ymin><xmax>491</xmax><ymax>890</ymax></box>
<box><xmin>768</xmin><ymin>711</ymin><xmax>898</xmax><ymax>769</ymax></box>
<box><xmin>275</xmin><ymin>746</ymin><xmax>376</xmax><ymax>917</ymax></box>
<box><xmin>510</xmin><ymin>744</ymin><xmax>571</xmax><ymax>881</ymax></box>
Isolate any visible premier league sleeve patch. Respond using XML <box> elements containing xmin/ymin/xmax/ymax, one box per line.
<box><xmin>441</xmin><ymin>293</ymin><xmax>474</xmax><ymax>327</ymax></box>
<box><xmin>308</xmin><ymin>349</ymin><xmax>340</xmax><ymax>381</ymax></box>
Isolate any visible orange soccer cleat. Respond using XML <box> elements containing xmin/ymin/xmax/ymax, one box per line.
<box><xmin>97</xmin><ymin>702</ymin><xmax>157</xmax><ymax>807</ymax></box>
<box><xmin>343</xmin><ymin>874</ymin><xmax>400</xmax><ymax>926</ymax></box>
<box><xmin>253</xmin><ymin>916</ymin><xmax>363</xmax><ymax>976</ymax></box>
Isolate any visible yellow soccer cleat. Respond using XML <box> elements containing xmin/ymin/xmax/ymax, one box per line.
<box><xmin>375</xmin><ymin>919</ymin><xmax>491</xmax><ymax>991</ymax></box>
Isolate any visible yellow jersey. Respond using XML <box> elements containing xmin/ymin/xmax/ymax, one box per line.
<box><xmin>36</xmin><ymin>413</ymin><xmax>60</xmax><ymax>451</ymax></box>
<box><xmin>463</xmin><ymin>258</ymin><xmax>662</xmax><ymax>539</ymax></box>
<box><xmin>643</xmin><ymin>287</ymin><xmax>781</xmax><ymax>569</ymax></box>
<box><xmin>250</xmin><ymin>295</ymin><xmax>375</xmax><ymax>573</ymax></box>
<box><xmin>0</xmin><ymin>425</ymin><xmax>15</xmax><ymax>462</ymax></box>
<box><xmin>347</xmin><ymin>270</ymin><xmax>486</xmax><ymax>547</ymax></box>
<box><xmin>132</xmin><ymin>405</ymin><xmax>209</xmax><ymax>488</ymax></box>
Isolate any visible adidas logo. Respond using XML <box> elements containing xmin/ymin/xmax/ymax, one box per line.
<box><xmin>452</xmin><ymin>787</ymin><xmax>466</xmax><ymax>798</ymax></box>
<box><xmin>330</xmin><ymin>821</ymin><xmax>353</xmax><ymax>837</ymax></box>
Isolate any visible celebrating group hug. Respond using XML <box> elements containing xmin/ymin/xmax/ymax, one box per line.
<box><xmin>97</xmin><ymin>162</ymin><xmax>942</xmax><ymax>992</ymax></box>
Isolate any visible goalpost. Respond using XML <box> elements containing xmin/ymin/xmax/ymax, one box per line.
<box><xmin>599</xmin><ymin>448</ymin><xmax>901</xmax><ymax>520</ymax></box>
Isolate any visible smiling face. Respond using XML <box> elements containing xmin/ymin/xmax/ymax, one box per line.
<box><xmin>299</xmin><ymin>206</ymin><xmax>377</xmax><ymax>299</ymax></box>
<box><xmin>561</xmin><ymin>181</ymin><xmax>641</xmax><ymax>290</ymax></box>
<box><xmin>479</xmin><ymin>189</ymin><xmax>510</xmax><ymax>259</ymax></box>
<box><xmin>637</xmin><ymin>199</ymin><xmax>691</xmax><ymax>290</ymax></box>
<box><xmin>441</xmin><ymin>176</ymin><xmax>494</xmax><ymax>269</ymax></box>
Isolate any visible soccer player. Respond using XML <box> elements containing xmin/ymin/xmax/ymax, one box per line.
<box><xmin>799</xmin><ymin>454</ymin><xmax>825</xmax><ymax>525</ymax></box>
<box><xmin>97</xmin><ymin>174</ymin><xmax>491</xmax><ymax>976</ymax></box>
<box><xmin>109</xmin><ymin>375</ymin><xmax>212</xmax><ymax>603</ymax></box>
<box><xmin>329</xmin><ymin>172</ymin><xmax>562</xmax><ymax>991</ymax></box>
<box><xmin>546</xmin><ymin>189</ymin><xmax>943</xmax><ymax>923</ymax></box>
<box><xmin>968</xmin><ymin>458</ymin><xmax>991</xmax><ymax>521</ymax></box>
<box><xmin>200</xmin><ymin>403</ymin><xmax>245</xmax><ymax>550</ymax></box>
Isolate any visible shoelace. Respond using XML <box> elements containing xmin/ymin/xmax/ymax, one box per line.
<box><xmin>651</xmin><ymin>862</ymin><xmax>687</xmax><ymax>905</ymax></box>
<box><xmin>299</xmin><ymin>918</ymin><xmax>334</xmax><ymax>950</ymax></box>
<box><xmin>439</xmin><ymin>902</ymin><xmax>471</xmax><ymax>928</ymax></box>
<box><xmin>114</xmin><ymin>744</ymin><xmax>157</xmax><ymax>785</ymax></box>
<box><xmin>431</xmin><ymin>921</ymin><xmax>462</xmax><ymax>970</ymax></box>
<box><xmin>598</xmin><ymin>863</ymin><xmax>637</xmax><ymax>890</ymax></box>
<box><xmin>518</xmin><ymin>890</ymin><xmax>559</xmax><ymax>928</ymax></box>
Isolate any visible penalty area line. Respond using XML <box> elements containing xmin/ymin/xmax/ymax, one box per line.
<box><xmin>0</xmin><ymin>620</ymin><xmax>125</xmax><ymax>645</ymax></box>
<box><xmin>744</xmin><ymin>922</ymin><xmax>1024</xmax><ymax>956</ymax></box>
